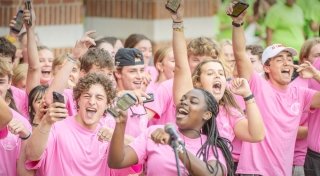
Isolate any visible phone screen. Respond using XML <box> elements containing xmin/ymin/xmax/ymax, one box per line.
<box><xmin>231</xmin><ymin>2</ymin><xmax>248</xmax><ymax>17</ymax></box>
<box><xmin>117</xmin><ymin>94</ymin><xmax>136</xmax><ymax>111</ymax></box>
<box><xmin>11</xmin><ymin>10</ymin><xmax>24</xmax><ymax>33</ymax></box>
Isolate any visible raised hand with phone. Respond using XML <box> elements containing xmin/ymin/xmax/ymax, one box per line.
<box><xmin>226</xmin><ymin>1</ymin><xmax>248</xmax><ymax>27</ymax></box>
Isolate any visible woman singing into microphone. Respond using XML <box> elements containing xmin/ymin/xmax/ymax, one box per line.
<box><xmin>108</xmin><ymin>88</ymin><xmax>233</xmax><ymax>176</ymax></box>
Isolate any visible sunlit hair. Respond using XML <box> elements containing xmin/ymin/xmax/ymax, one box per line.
<box><xmin>195</xmin><ymin>88</ymin><xmax>234</xmax><ymax>176</ymax></box>
<box><xmin>28</xmin><ymin>85</ymin><xmax>48</xmax><ymax>125</ymax></box>
<box><xmin>246</xmin><ymin>44</ymin><xmax>264</xmax><ymax>61</ymax></box>
<box><xmin>12</xmin><ymin>63</ymin><xmax>28</xmax><ymax>87</ymax></box>
<box><xmin>52</xmin><ymin>54</ymin><xmax>80</xmax><ymax>76</ymax></box>
<box><xmin>0</xmin><ymin>37</ymin><xmax>16</xmax><ymax>62</ymax></box>
<box><xmin>73</xmin><ymin>73</ymin><xmax>116</xmax><ymax>105</ymax></box>
<box><xmin>153</xmin><ymin>46</ymin><xmax>172</xmax><ymax>81</ymax></box>
<box><xmin>80</xmin><ymin>48</ymin><xmax>115</xmax><ymax>73</ymax></box>
<box><xmin>0</xmin><ymin>60</ymin><xmax>18</xmax><ymax>112</ymax></box>
<box><xmin>124</xmin><ymin>33</ymin><xmax>152</xmax><ymax>48</ymax></box>
<box><xmin>187</xmin><ymin>37</ymin><xmax>220</xmax><ymax>59</ymax></box>
<box><xmin>192</xmin><ymin>59</ymin><xmax>242</xmax><ymax>113</ymax></box>
<box><xmin>299</xmin><ymin>37</ymin><xmax>320</xmax><ymax>64</ymax></box>
<box><xmin>94</xmin><ymin>36</ymin><xmax>120</xmax><ymax>48</ymax></box>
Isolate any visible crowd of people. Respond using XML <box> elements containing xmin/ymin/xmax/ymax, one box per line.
<box><xmin>0</xmin><ymin>0</ymin><xmax>320</xmax><ymax>176</ymax></box>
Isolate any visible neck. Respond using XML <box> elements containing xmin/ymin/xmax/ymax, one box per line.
<box><xmin>156</xmin><ymin>73</ymin><xmax>167</xmax><ymax>83</ymax></box>
<box><xmin>75</xmin><ymin>114</ymin><xmax>98</xmax><ymax>131</ymax></box>
<box><xmin>268</xmin><ymin>78</ymin><xmax>289</xmax><ymax>91</ymax></box>
<box><xmin>178</xmin><ymin>128</ymin><xmax>201</xmax><ymax>139</ymax></box>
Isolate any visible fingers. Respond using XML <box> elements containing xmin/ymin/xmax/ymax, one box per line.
<box><xmin>151</xmin><ymin>128</ymin><xmax>170</xmax><ymax>145</ymax></box>
<box><xmin>97</xmin><ymin>127</ymin><xmax>113</xmax><ymax>142</ymax></box>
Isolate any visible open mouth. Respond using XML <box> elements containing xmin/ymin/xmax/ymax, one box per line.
<box><xmin>281</xmin><ymin>69</ymin><xmax>291</xmax><ymax>77</ymax></box>
<box><xmin>86</xmin><ymin>108</ymin><xmax>97</xmax><ymax>118</ymax></box>
<box><xmin>41</xmin><ymin>71</ymin><xmax>51</xmax><ymax>77</ymax></box>
<box><xmin>176</xmin><ymin>107</ymin><xmax>188</xmax><ymax>119</ymax></box>
<box><xmin>212</xmin><ymin>81</ymin><xmax>222</xmax><ymax>94</ymax></box>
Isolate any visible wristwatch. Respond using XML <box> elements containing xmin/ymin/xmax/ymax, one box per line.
<box><xmin>232</xmin><ymin>21</ymin><xmax>244</xmax><ymax>27</ymax></box>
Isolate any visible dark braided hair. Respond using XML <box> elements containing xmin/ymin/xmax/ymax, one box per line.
<box><xmin>196</xmin><ymin>88</ymin><xmax>234</xmax><ymax>176</ymax></box>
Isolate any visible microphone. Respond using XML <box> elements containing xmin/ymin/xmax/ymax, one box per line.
<box><xmin>164</xmin><ymin>123</ymin><xmax>184</xmax><ymax>146</ymax></box>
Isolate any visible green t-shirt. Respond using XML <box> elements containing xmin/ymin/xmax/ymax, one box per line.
<box><xmin>265</xmin><ymin>3</ymin><xmax>305</xmax><ymax>55</ymax></box>
<box><xmin>296</xmin><ymin>0</ymin><xmax>320</xmax><ymax>38</ymax></box>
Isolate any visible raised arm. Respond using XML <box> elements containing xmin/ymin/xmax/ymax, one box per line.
<box><xmin>0</xmin><ymin>98</ymin><xmax>12</xmax><ymax>128</ymax></box>
<box><xmin>26</xmin><ymin>102</ymin><xmax>67</xmax><ymax>161</ymax></box>
<box><xmin>170</xmin><ymin>0</ymin><xmax>194</xmax><ymax>104</ymax></box>
<box><xmin>24</xmin><ymin>6</ymin><xmax>41</xmax><ymax>94</ymax></box>
<box><xmin>44</xmin><ymin>31</ymin><xmax>95</xmax><ymax>103</ymax></box>
<box><xmin>108</xmin><ymin>111</ymin><xmax>138</xmax><ymax>168</ymax></box>
<box><xmin>227</xmin><ymin>4</ymin><xmax>253</xmax><ymax>80</ymax></box>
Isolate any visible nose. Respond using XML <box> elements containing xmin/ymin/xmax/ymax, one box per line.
<box><xmin>89</xmin><ymin>96</ymin><xmax>96</xmax><ymax>105</ymax></box>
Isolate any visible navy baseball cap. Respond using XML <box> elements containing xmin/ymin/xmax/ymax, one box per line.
<box><xmin>115</xmin><ymin>48</ymin><xmax>144</xmax><ymax>67</ymax></box>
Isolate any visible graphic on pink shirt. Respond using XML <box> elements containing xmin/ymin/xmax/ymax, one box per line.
<box><xmin>129</xmin><ymin>125</ymin><xmax>227</xmax><ymax>176</ymax></box>
<box><xmin>236</xmin><ymin>73</ymin><xmax>316</xmax><ymax>176</ymax></box>
<box><xmin>0</xmin><ymin>109</ymin><xmax>31</xmax><ymax>176</ymax></box>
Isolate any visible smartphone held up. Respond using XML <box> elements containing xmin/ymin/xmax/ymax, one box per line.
<box><xmin>11</xmin><ymin>10</ymin><xmax>24</xmax><ymax>34</ymax></box>
<box><xmin>228</xmin><ymin>1</ymin><xmax>249</xmax><ymax>17</ymax></box>
<box><xmin>25</xmin><ymin>0</ymin><xmax>32</xmax><ymax>25</ymax></box>
<box><xmin>165</xmin><ymin>0</ymin><xmax>181</xmax><ymax>13</ymax></box>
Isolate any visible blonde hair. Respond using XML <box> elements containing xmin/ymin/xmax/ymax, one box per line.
<box><xmin>154</xmin><ymin>46</ymin><xmax>172</xmax><ymax>81</ymax></box>
<box><xmin>52</xmin><ymin>54</ymin><xmax>80</xmax><ymax>76</ymax></box>
<box><xmin>0</xmin><ymin>60</ymin><xmax>13</xmax><ymax>79</ymax></box>
<box><xmin>12</xmin><ymin>63</ymin><xmax>28</xmax><ymax>87</ymax></box>
<box><xmin>299</xmin><ymin>38</ymin><xmax>320</xmax><ymax>64</ymax></box>
<box><xmin>192</xmin><ymin>59</ymin><xmax>242</xmax><ymax>114</ymax></box>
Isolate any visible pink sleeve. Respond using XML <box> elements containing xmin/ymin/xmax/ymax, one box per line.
<box><xmin>229</xmin><ymin>108</ymin><xmax>245</xmax><ymax>129</ymax></box>
<box><xmin>128</xmin><ymin>128</ymin><xmax>149</xmax><ymax>164</ymax></box>
<box><xmin>63</xmin><ymin>89</ymin><xmax>77</xmax><ymax>116</ymax></box>
<box><xmin>144</xmin><ymin>81</ymin><xmax>172</xmax><ymax>120</ymax></box>
<box><xmin>248</xmin><ymin>72</ymin><xmax>265</xmax><ymax>93</ymax></box>
<box><xmin>10</xmin><ymin>86</ymin><xmax>29</xmax><ymax>118</ymax></box>
<box><xmin>300</xmin><ymin>87</ymin><xmax>317</xmax><ymax>112</ymax></box>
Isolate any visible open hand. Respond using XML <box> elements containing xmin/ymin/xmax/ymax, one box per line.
<box><xmin>72</xmin><ymin>30</ymin><xmax>96</xmax><ymax>60</ymax></box>
<box><xmin>292</xmin><ymin>61</ymin><xmax>320</xmax><ymax>79</ymax></box>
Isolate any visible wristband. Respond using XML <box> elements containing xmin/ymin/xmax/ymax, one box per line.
<box><xmin>20</xmin><ymin>132</ymin><xmax>31</xmax><ymax>140</ymax></box>
<box><xmin>244</xmin><ymin>94</ymin><xmax>254</xmax><ymax>101</ymax></box>
<box><xmin>172</xmin><ymin>22</ymin><xmax>184</xmax><ymax>32</ymax></box>
<box><xmin>232</xmin><ymin>21</ymin><xmax>244</xmax><ymax>27</ymax></box>
<box><xmin>66</xmin><ymin>53</ymin><xmax>77</xmax><ymax>64</ymax></box>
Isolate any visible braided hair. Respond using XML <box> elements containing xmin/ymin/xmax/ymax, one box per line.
<box><xmin>196</xmin><ymin>88</ymin><xmax>234</xmax><ymax>176</ymax></box>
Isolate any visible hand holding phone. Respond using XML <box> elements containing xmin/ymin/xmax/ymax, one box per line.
<box><xmin>228</xmin><ymin>1</ymin><xmax>249</xmax><ymax>17</ymax></box>
<box><xmin>52</xmin><ymin>91</ymin><xmax>65</xmax><ymax>104</ymax></box>
<box><xmin>25</xmin><ymin>0</ymin><xmax>32</xmax><ymax>25</ymax></box>
<box><xmin>107</xmin><ymin>93</ymin><xmax>137</xmax><ymax>117</ymax></box>
<box><xmin>10</xmin><ymin>10</ymin><xmax>24</xmax><ymax>34</ymax></box>
<box><xmin>143</xmin><ymin>93</ymin><xmax>154</xmax><ymax>103</ymax></box>
<box><xmin>165</xmin><ymin>0</ymin><xmax>181</xmax><ymax>13</ymax></box>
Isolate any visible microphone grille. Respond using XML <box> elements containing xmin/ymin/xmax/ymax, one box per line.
<box><xmin>164</xmin><ymin>123</ymin><xmax>174</xmax><ymax>132</ymax></box>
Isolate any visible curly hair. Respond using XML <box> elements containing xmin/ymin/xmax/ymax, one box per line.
<box><xmin>80</xmin><ymin>48</ymin><xmax>115</xmax><ymax>73</ymax></box>
<box><xmin>195</xmin><ymin>88</ymin><xmax>234</xmax><ymax>176</ymax></box>
<box><xmin>187</xmin><ymin>37</ymin><xmax>220</xmax><ymax>59</ymax></box>
<box><xmin>0</xmin><ymin>37</ymin><xmax>16</xmax><ymax>62</ymax></box>
<box><xmin>73</xmin><ymin>73</ymin><xmax>116</xmax><ymax>105</ymax></box>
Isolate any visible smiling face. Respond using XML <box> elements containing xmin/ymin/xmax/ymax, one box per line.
<box><xmin>176</xmin><ymin>89</ymin><xmax>210</xmax><ymax>130</ymax></box>
<box><xmin>76</xmin><ymin>84</ymin><xmax>108</xmax><ymax>130</ymax></box>
<box><xmin>115</xmin><ymin>64</ymin><xmax>145</xmax><ymax>90</ymax></box>
<box><xmin>38</xmin><ymin>49</ymin><xmax>54</xmax><ymax>85</ymax></box>
<box><xmin>157</xmin><ymin>49</ymin><xmax>175</xmax><ymax>80</ymax></box>
<box><xmin>196</xmin><ymin>61</ymin><xmax>227</xmax><ymax>102</ymax></box>
<box><xmin>307</xmin><ymin>43</ymin><xmax>320</xmax><ymax>63</ymax></box>
<box><xmin>264</xmin><ymin>51</ymin><xmax>294</xmax><ymax>88</ymax></box>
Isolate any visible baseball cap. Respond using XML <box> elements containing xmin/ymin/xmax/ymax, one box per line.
<box><xmin>261</xmin><ymin>44</ymin><xmax>297</xmax><ymax>65</ymax></box>
<box><xmin>115</xmin><ymin>48</ymin><xmax>144</xmax><ymax>67</ymax></box>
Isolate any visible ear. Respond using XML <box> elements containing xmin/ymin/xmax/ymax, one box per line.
<box><xmin>263</xmin><ymin>64</ymin><xmax>271</xmax><ymax>74</ymax></box>
<box><xmin>114</xmin><ymin>70</ymin><xmax>122</xmax><ymax>79</ymax></box>
<box><xmin>202</xmin><ymin>111</ymin><xmax>212</xmax><ymax>121</ymax></box>
<box><xmin>155</xmin><ymin>62</ymin><xmax>163</xmax><ymax>72</ymax></box>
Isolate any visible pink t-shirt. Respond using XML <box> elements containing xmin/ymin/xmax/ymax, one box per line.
<box><xmin>145</xmin><ymin>79</ymin><xmax>176</xmax><ymax>126</ymax></box>
<box><xmin>129</xmin><ymin>125</ymin><xmax>227</xmax><ymax>176</ymax></box>
<box><xmin>0</xmin><ymin>109</ymin><xmax>31</xmax><ymax>176</ymax></box>
<box><xmin>306</xmin><ymin>58</ymin><xmax>320</xmax><ymax>152</ymax></box>
<box><xmin>11</xmin><ymin>86</ymin><xmax>29</xmax><ymax>118</ymax></box>
<box><xmin>63</xmin><ymin>89</ymin><xmax>77</xmax><ymax>116</ymax></box>
<box><xmin>236</xmin><ymin>73</ymin><xmax>316</xmax><ymax>176</ymax></box>
<box><xmin>291</xmin><ymin>76</ymin><xmax>310</xmax><ymax>166</ymax></box>
<box><xmin>26</xmin><ymin>116</ymin><xmax>111</xmax><ymax>176</ymax></box>
<box><xmin>217</xmin><ymin>106</ymin><xmax>244</xmax><ymax>142</ymax></box>
<box><xmin>145</xmin><ymin>66</ymin><xmax>159</xmax><ymax>89</ymax></box>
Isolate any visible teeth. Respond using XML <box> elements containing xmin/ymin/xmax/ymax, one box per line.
<box><xmin>178</xmin><ymin>108</ymin><xmax>188</xmax><ymax>115</ymax></box>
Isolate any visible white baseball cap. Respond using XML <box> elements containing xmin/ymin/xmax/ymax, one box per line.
<box><xmin>261</xmin><ymin>44</ymin><xmax>297</xmax><ymax>65</ymax></box>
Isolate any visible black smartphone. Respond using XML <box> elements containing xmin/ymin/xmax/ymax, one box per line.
<box><xmin>165</xmin><ymin>0</ymin><xmax>181</xmax><ymax>13</ymax></box>
<box><xmin>25</xmin><ymin>0</ymin><xmax>32</xmax><ymax>25</ymax></box>
<box><xmin>143</xmin><ymin>93</ymin><xmax>154</xmax><ymax>103</ymax></box>
<box><xmin>11</xmin><ymin>10</ymin><xmax>24</xmax><ymax>34</ymax></box>
<box><xmin>228</xmin><ymin>1</ymin><xmax>249</xmax><ymax>17</ymax></box>
<box><xmin>52</xmin><ymin>91</ymin><xmax>65</xmax><ymax>103</ymax></box>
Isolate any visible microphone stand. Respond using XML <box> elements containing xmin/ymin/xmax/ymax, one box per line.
<box><xmin>171</xmin><ymin>139</ymin><xmax>182</xmax><ymax>176</ymax></box>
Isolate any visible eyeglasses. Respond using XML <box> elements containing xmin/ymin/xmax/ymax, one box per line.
<box><xmin>129</xmin><ymin>105</ymin><xmax>147</xmax><ymax>118</ymax></box>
